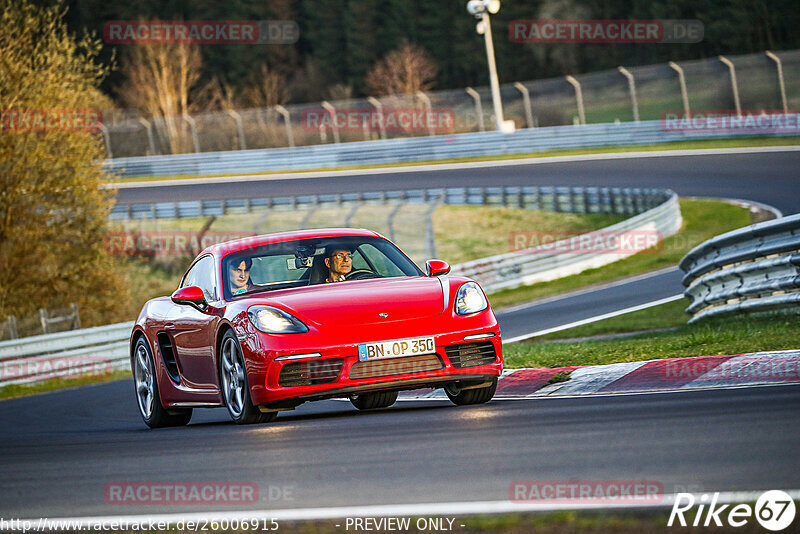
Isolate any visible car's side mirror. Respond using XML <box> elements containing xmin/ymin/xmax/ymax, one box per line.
<box><xmin>171</xmin><ymin>286</ymin><xmax>208</xmax><ymax>310</ymax></box>
<box><xmin>426</xmin><ymin>259</ymin><xmax>451</xmax><ymax>276</ymax></box>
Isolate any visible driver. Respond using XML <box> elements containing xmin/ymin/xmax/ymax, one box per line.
<box><xmin>324</xmin><ymin>245</ymin><xmax>353</xmax><ymax>283</ymax></box>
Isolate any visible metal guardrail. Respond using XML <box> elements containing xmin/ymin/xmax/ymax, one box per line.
<box><xmin>111</xmin><ymin>185</ymin><xmax>670</xmax><ymax>221</ymax></box>
<box><xmin>453</xmin><ymin>190</ymin><xmax>681</xmax><ymax>293</ymax></box>
<box><xmin>103</xmin><ymin>119</ymin><xmax>800</xmax><ymax>178</ymax></box>
<box><xmin>0</xmin><ymin>322</ymin><xmax>133</xmax><ymax>387</ymax></box>
<box><xmin>680</xmin><ymin>213</ymin><xmax>800</xmax><ymax>322</ymax></box>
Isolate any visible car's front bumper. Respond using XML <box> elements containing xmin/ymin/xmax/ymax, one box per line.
<box><xmin>241</xmin><ymin>311</ymin><xmax>502</xmax><ymax>406</ymax></box>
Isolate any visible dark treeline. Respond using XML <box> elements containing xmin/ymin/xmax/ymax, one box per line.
<box><xmin>46</xmin><ymin>0</ymin><xmax>800</xmax><ymax>105</ymax></box>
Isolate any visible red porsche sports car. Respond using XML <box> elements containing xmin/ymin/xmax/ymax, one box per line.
<box><xmin>130</xmin><ymin>228</ymin><xmax>503</xmax><ymax>427</ymax></box>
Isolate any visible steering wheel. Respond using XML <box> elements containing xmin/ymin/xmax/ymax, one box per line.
<box><xmin>344</xmin><ymin>269</ymin><xmax>381</xmax><ymax>281</ymax></box>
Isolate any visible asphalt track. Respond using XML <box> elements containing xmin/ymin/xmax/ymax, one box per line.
<box><xmin>1</xmin><ymin>381</ymin><xmax>799</xmax><ymax>518</ymax></box>
<box><xmin>2</xmin><ymin>149</ymin><xmax>799</xmax><ymax>520</ymax></box>
<box><xmin>114</xmin><ymin>149</ymin><xmax>800</xmax><ymax>216</ymax></box>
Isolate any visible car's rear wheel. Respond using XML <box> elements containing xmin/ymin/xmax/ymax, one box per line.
<box><xmin>133</xmin><ymin>337</ymin><xmax>192</xmax><ymax>428</ymax></box>
<box><xmin>444</xmin><ymin>377</ymin><xmax>498</xmax><ymax>406</ymax></box>
<box><xmin>219</xmin><ymin>330</ymin><xmax>277</xmax><ymax>425</ymax></box>
<box><xmin>350</xmin><ymin>391</ymin><xmax>399</xmax><ymax>410</ymax></box>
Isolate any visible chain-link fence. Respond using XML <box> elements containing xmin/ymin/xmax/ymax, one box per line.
<box><xmin>100</xmin><ymin>49</ymin><xmax>800</xmax><ymax>158</ymax></box>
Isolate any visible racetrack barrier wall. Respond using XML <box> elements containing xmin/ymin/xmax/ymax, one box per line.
<box><xmin>102</xmin><ymin>118</ymin><xmax>800</xmax><ymax>178</ymax></box>
<box><xmin>680</xmin><ymin>213</ymin><xmax>800</xmax><ymax>322</ymax></box>
<box><xmin>0</xmin><ymin>322</ymin><xmax>133</xmax><ymax>387</ymax></box>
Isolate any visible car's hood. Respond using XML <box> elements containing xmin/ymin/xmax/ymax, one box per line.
<box><xmin>264</xmin><ymin>276</ymin><xmax>446</xmax><ymax>326</ymax></box>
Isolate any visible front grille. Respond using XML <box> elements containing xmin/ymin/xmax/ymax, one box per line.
<box><xmin>349</xmin><ymin>354</ymin><xmax>444</xmax><ymax>380</ymax></box>
<box><xmin>445</xmin><ymin>341</ymin><xmax>496</xmax><ymax>368</ymax></box>
<box><xmin>278</xmin><ymin>358</ymin><xmax>344</xmax><ymax>387</ymax></box>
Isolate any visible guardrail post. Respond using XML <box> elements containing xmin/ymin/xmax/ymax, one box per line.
<box><xmin>137</xmin><ymin>118</ymin><xmax>157</xmax><ymax>156</ymax></box>
<box><xmin>345</xmin><ymin>201</ymin><xmax>361</xmax><ymax>227</ymax></box>
<box><xmin>39</xmin><ymin>308</ymin><xmax>49</xmax><ymax>335</ymax></box>
<box><xmin>416</xmin><ymin>91</ymin><xmax>435</xmax><ymax>136</ymax></box>
<box><xmin>424</xmin><ymin>200</ymin><xmax>440</xmax><ymax>261</ymax></box>
<box><xmin>565</xmin><ymin>75</ymin><xmax>586</xmax><ymax>125</ymax></box>
<box><xmin>321</xmin><ymin>101</ymin><xmax>340</xmax><ymax>143</ymax></box>
<box><xmin>718</xmin><ymin>56</ymin><xmax>742</xmax><ymax>117</ymax></box>
<box><xmin>300</xmin><ymin>204</ymin><xmax>318</xmax><ymax>229</ymax></box>
<box><xmin>367</xmin><ymin>97</ymin><xmax>387</xmax><ymax>140</ymax></box>
<box><xmin>6</xmin><ymin>316</ymin><xmax>18</xmax><ymax>340</ymax></box>
<box><xmin>669</xmin><ymin>61</ymin><xmax>691</xmax><ymax>117</ymax></box>
<box><xmin>182</xmin><ymin>113</ymin><xmax>201</xmax><ymax>153</ymax></box>
<box><xmin>513</xmin><ymin>82</ymin><xmax>535</xmax><ymax>128</ymax></box>
<box><xmin>226</xmin><ymin>110</ymin><xmax>247</xmax><ymax>150</ymax></box>
<box><xmin>71</xmin><ymin>303</ymin><xmax>81</xmax><ymax>330</ymax></box>
<box><xmin>98</xmin><ymin>122</ymin><xmax>113</xmax><ymax>158</ymax></box>
<box><xmin>617</xmin><ymin>67</ymin><xmax>640</xmax><ymax>122</ymax></box>
<box><xmin>465</xmin><ymin>87</ymin><xmax>484</xmax><ymax>132</ymax></box>
<box><xmin>387</xmin><ymin>203</ymin><xmax>404</xmax><ymax>242</ymax></box>
<box><xmin>273</xmin><ymin>105</ymin><xmax>295</xmax><ymax>147</ymax></box>
<box><xmin>765</xmin><ymin>51</ymin><xmax>789</xmax><ymax>114</ymax></box>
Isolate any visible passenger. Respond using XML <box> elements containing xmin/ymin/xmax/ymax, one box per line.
<box><xmin>324</xmin><ymin>246</ymin><xmax>353</xmax><ymax>283</ymax></box>
<box><xmin>229</xmin><ymin>257</ymin><xmax>257</xmax><ymax>295</ymax></box>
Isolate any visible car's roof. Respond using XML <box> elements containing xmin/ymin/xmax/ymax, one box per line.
<box><xmin>203</xmin><ymin>228</ymin><xmax>383</xmax><ymax>258</ymax></box>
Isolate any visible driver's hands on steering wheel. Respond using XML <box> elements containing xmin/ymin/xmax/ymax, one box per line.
<box><xmin>344</xmin><ymin>269</ymin><xmax>381</xmax><ymax>281</ymax></box>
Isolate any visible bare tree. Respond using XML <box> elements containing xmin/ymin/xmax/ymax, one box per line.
<box><xmin>196</xmin><ymin>75</ymin><xmax>238</xmax><ymax>111</ymax></box>
<box><xmin>364</xmin><ymin>41</ymin><xmax>438</xmax><ymax>97</ymax></box>
<box><xmin>117</xmin><ymin>41</ymin><xmax>202</xmax><ymax>153</ymax></box>
<box><xmin>241</xmin><ymin>63</ymin><xmax>288</xmax><ymax>108</ymax></box>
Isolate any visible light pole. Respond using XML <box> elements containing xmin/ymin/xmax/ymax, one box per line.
<box><xmin>466</xmin><ymin>0</ymin><xmax>514</xmax><ymax>133</ymax></box>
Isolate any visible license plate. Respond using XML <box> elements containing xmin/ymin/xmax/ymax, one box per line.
<box><xmin>358</xmin><ymin>336</ymin><xmax>436</xmax><ymax>361</ymax></box>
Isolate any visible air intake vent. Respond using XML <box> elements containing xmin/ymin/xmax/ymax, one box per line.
<box><xmin>350</xmin><ymin>354</ymin><xmax>444</xmax><ymax>380</ymax></box>
<box><xmin>278</xmin><ymin>358</ymin><xmax>344</xmax><ymax>387</ymax></box>
<box><xmin>445</xmin><ymin>341</ymin><xmax>496</xmax><ymax>368</ymax></box>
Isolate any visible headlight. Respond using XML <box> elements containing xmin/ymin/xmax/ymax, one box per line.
<box><xmin>455</xmin><ymin>282</ymin><xmax>488</xmax><ymax>315</ymax></box>
<box><xmin>248</xmin><ymin>305</ymin><xmax>308</xmax><ymax>334</ymax></box>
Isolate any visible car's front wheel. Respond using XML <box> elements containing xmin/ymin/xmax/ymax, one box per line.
<box><xmin>444</xmin><ymin>378</ymin><xmax>497</xmax><ymax>406</ymax></box>
<box><xmin>219</xmin><ymin>330</ymin><xmax>276</xmax><ymax>425</ymax></box>
<box><xmin>132</xmin><ymin>337</ymin><xmax>192</xmax><ymax>428</ymax></box>
<box><xmin>350</xmin><ymin>391</ymin><xmax>398</xmax><ymax>410</ymax></box>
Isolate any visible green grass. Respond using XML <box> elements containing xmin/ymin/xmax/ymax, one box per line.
<box><xmin>0</xmin><ymin>369</ymin><xmax>130</xmax><ymax>401</ymax></box>
<box><xmin>433</xmin><ymin>206</ymin><xmax>623</xmax><ymax>265</ymax></box>
<box><xmin>488</xmin><ymin>198</ymin><xmax>753</xmax><ymax>309</ymax></box>
<box><xmin>537</xmin><ymin>298</ymin><xmax>689</xmax><ymax>340</ymax></box>
<box><xmin>504</xmin><ymin>313</ymin><xmax>800</xmax><ymax>369</ymax></box>
<box><xmin>106</xmin><ymin>136</ymin><xmax>800</xmax><ymax>183</ymax></box>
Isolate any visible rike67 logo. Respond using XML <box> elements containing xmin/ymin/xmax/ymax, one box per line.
<box><xmin>668</xmin><ymin>490</ymin><xmax>796</xmax><ymax>531</ymax></box>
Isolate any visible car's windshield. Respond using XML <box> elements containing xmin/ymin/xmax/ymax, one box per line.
<box><xmin>222</xmin><ymin>236</ymin><xmax>423</xmax><ymax>299</ymax></box>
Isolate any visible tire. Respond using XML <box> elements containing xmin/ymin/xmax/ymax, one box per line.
<box><xmin>132</xmin><ymin>336</ymin><xmax>192</xmax><ymax>428</ymax></box>
<box><xmin>444</xmin><ymin>378</ymin><xmax>498</xmax><ymax>406</ymax></box>
<box><xmin>350</xmin><ymin>390</ymin><xmax>399</xmax><ymax>410</ymax></box>
<box><xmin>219</xmin><ymin>330</ymin><xmax>277</xmax><ymax>425</ymax></box>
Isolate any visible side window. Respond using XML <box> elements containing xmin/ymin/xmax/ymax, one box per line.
<box><xmin>358</xmin><ymin>244</ymin><xmax>405</xmax><ymax>277</ymax></box>
<box><xmin>182</xmin><ymin>256</ymin><xmax>217</xmax><ymax>301</ymax></box>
